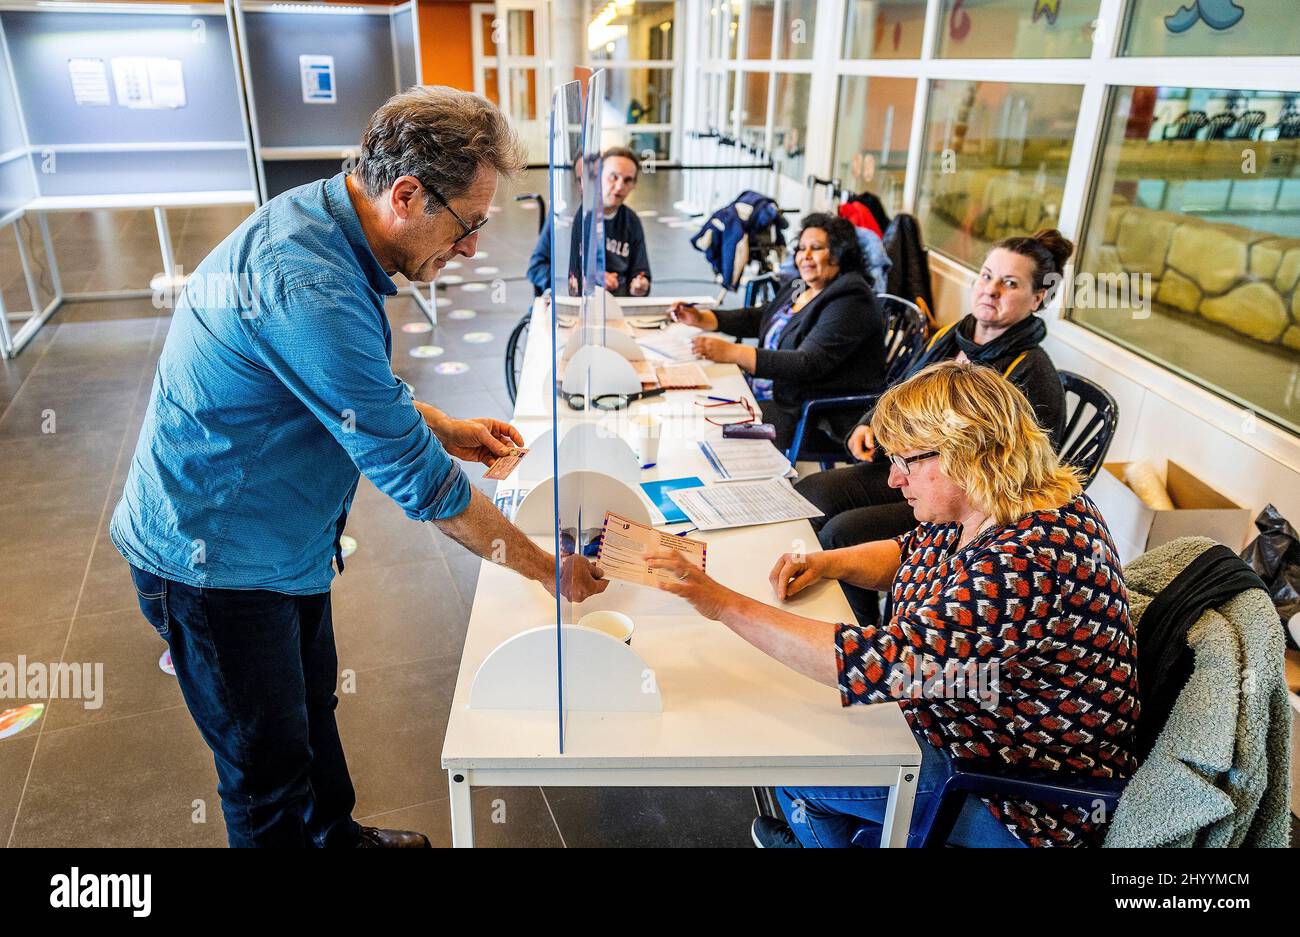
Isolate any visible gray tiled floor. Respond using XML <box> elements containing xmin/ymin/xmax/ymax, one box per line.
<box><xmin>0</xmin><ymin>170</ymin><xmax>768</xmax><ymax>847</ymax></box>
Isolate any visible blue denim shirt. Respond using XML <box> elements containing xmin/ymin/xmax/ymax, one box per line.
<box><xmin>110</xmin><ymin>173</ymin><xmax>470</xmax><ymax>594</ymax></box>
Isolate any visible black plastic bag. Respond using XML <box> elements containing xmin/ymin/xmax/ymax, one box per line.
<box><xmin>1240</xmin><ymin>504</ymin><xmax>1300</xmax><ymax>647</ymax></box>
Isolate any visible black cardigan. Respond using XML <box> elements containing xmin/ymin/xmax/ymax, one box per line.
<box><xmin>851</xmin><ymin>331</ymin><xmax>1067</xmax><ymax>449</ymax></box>
<box><xmin>713</xmin><ymin>272</ymin><xmax>886</xmax><ymax>433</ymax></box>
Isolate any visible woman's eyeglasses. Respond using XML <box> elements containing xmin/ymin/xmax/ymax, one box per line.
<box><xmin>561</xmin><ymin>387</ymin><xmax>666</xmax><ymax>411</ymax></box>
<box><xmin>694</xmin><ymin>395</ymin><xmax>756</xmax><ymax>426</ymax></box>
<box><xmin>888</xmin><ymin>450</ymin><xmax>940</xmax><ymax>475</ymax></box>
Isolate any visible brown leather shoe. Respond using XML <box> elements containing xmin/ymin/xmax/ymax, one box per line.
<box><xmin>357</xmin><ymin>826</ymin><xmax>432</xmax><ymax>848</ymax></box>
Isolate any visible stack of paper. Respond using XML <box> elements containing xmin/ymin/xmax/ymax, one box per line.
<box><xmin>667</xmin><ymin>479</ymin><xmax>823</xmax><ymax>531</ymax></box>
<box><xmin>638</xmin><ymin>334</ymin><xmax>699</xmax><ymax>364</ymax></box>
<box><xmin>699</xmin><ymin>439</ymin><xmax>792</xmax><ymax>481</ymax></box>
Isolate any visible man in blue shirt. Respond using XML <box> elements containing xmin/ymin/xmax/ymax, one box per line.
<box><xmin>111</xmin><ymin>87</ymin><xmax>607</xmax><ymax>848</ymax></box>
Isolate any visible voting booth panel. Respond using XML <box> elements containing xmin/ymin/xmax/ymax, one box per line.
<box><xmin>0</xmin><ymin>5</ymin><xmax>254</xmax><ymax>198</ymax></box>
<box><xmin>0</xmin><ymin>1</ymin><xmax>257</xmax><ymax>358</ymax></box>
<box><xmin>234</xmin><ymin>0</ymin><xmax>421</xmax><ymax>202</ymax></box>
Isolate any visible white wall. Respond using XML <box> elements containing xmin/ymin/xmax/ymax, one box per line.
<box><xmin>929</xmin><ymin>252</ymin><xmax>1300</xmax><ymax>548</ymax></box>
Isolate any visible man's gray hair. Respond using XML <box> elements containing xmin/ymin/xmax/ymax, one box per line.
<box><xmin>355</xmin><ymin>85</ymin><xmax>527</xmax><ymax>212</ymax></box>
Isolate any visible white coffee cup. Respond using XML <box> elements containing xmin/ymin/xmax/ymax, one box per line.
<box><xmin>577</xmin><ymin>610</ymin><xmax>635</xmax><ymax>645</ymax></box>
<box><xmin>632</xmin><ymin>414</ymin><xmax>662</xmax><ymax>468</ymax></box>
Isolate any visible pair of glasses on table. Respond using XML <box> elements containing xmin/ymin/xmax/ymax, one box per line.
<box><xmin>560</xmin><ymin>387</ymin><xmax>666</xmax><ymax>411</ymax></box>
<box><xmin>693</xmin><ymin>395</ymin><xmax>756</xmax><ymax>426</ymax></box>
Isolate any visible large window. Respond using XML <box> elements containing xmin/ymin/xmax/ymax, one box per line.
<box><xmin>1071</xmin><ymin>85</ymin><xmax>1300</xmax><ymax>434</ymax></box>
<box><xmin>772</xmin><ymin>71</ymin><xmax>811</xmax><ymax>181</ymax></box>
<box><xmin>738</xmin><ymin>70</ymin><xmax>770</xmax><ymax>145</ymax></box>
<box><xmin>743</xmin><ymin>0</ymin><xmax>774</xmax><ymax>58</ymax></box>
<box><xmin>1122</xmin><ymin>0</ymin><xmax>1298</xmax><ymax>57</ymax></box>
<box><xmin>589</xmin><ymin>1</ymin><xmax>679</xmax><ymax>158</ymax></box>
<box><xmin>833</xmin><ymin>76</ymin><xmax>917</xmax><ymax>214</ymax></box>
<box><xmin>843</xmin><ymin>0</ymin><xmax>927</xmax><ymax>59</ymax></box>
<box><xmin>916</xmin><ymin>79</ymin><xmax>1082</xmax><ymax>265</ymax></box>
<box><xmin>935</xmin><ymin>0</ymin><xmax>1100</xmax><ymax>59</ymax></box>
<box><xmin>776</xmin><ymin>0</ymin><xmax>817</xmax><ymax>59</ymax></box>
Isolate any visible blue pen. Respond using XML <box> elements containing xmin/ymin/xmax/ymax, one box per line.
<box><xmin>704</xmin><ymin>395</ymin><xmax>741</xmax><ymax>404</ymax></box>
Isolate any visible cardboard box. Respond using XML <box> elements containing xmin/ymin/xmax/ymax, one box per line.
<box><xmin>1089</xmin><ymin>461</ymin><xmax>1253</xmax><ymax>566</ymax></box>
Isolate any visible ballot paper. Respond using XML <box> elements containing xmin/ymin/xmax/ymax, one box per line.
<box><xmin>699</xmin><ymin>439</ymin><xmax>792</xmax><ymax>481</ymax></box>
<box><xmin>667</xmin><ymin>479</ymin><xmax>823</xmax><ymax>531</ymax></box>
<box><xmin>596</xmin><ymin>512</ymin><xmax>707</xmax><ymax>587</ymax></box>
<box><xmin>638</xmin><ymin>333</ymin><xmax>699</xmax><ymax>364</ymax></box>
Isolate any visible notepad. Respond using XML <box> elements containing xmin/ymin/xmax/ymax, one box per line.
<box><xmin>655</xmin><ymin>363</ymin><xmax>711</xmax><ymax>390</ymax></box>
<box><xmin>640</xmin><ymin>476</ymin><xmax>705</xmax><ymax>525</ymax></box>
<box><xmin>698</xmin><ymin>439</ymin><xmax>792</xmax><ymax>482</ymax></box>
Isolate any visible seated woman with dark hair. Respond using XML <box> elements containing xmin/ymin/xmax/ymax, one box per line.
<box><xmin>648</xmin><ymin>361</ymin><xmax>1139</xmax><ymax>848</ymax></box>
<box><xmin>795</xmin><ymin>228</ymin><xmax>1073</xmax><ymax>624</ymax></box>
<box><xmin>669</xmin><ymin>214</ymin><xmax>885</xmax><ymax>452</ymax></box>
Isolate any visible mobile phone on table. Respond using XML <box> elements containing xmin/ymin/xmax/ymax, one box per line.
<box><xmin>723</xmin><ymin>422</ymin><xmax>777</xmax><ymax>440</ymax></box>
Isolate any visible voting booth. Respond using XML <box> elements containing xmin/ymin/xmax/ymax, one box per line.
<box><xmin>232</xmin><ymin>0</ymin><xmax>420</xmax><ymax>202</ymax></box>
<box><xmin>0</xmin><ymin>0</ymin><xmax>258</xmax><ymax>357</ymax></box>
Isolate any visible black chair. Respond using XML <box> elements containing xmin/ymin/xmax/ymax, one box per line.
<box><xmin>1204</xmin><ymin>111</ymin><xmax>1238</xmax><ymax>140</ymax></box>
<box><xmin>743</xmin><ymin>271</ymin><xmax>780</xmax><ymax>308</ymax></box>
<box><xmin>784</xmin><ymin>294</ymin><xmax>930</xmax><ymax>468</ymax></box>
<box><xmin>1227</xmin><ymin>109</ymin><xmax>1266</xmax><ymax>140</ymax></box>
<box><xmin>1162</xmin><ymin>110</ymin><xmax>1207</xmax><ymax>140</ymax></box>
<box><xmin>1057</xmin><ymin>371</ymin><xmax>1119</xmax><ymax>489</ymax></box>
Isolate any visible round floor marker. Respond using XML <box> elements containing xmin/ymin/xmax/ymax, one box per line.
<box><xmin>410</xmin><ymin>345</ymin><xmax>444</xmax><ymax>358</ymax></box>
<box><xmin>0</xmin><ymin>703</ymin><xmax>44</xmax><ymax>740</ymax></box>
<box><xmin>440</xmin><ymin>274</ymin><xmax>464</xmax><ymax>285</ymax></box>
<box><xmin>436</xmin><ymin>297</ymin><xmax>452</xmax><ymax>308</ymax></box>
<box><xmin>463</xmin><ymin>331</ymin><xmax>494</xmax><ymax>344</ymax></box>
<box><xmin>159</xmin><ymin>650</ymin><xmax>176</xmax><ymax>676</ymax></box>
<box><xmin>401</xmin><ymin>322</ymin><xmax>433</xmax><ymax>333</ymax></box>
<box><xmin>640</xmin><ymin>209</ymin><xmax>659</xmax><ymax>217</ymax></box>
<box><xmin>339</xmin><ymin>535</ymin><xmax>357</xmax><ymax>559</ymax></box>
<box><xmin>475</xmin><ymin>266</ymin><xmax>499</xmax><ymax>275</ymax></box>
<box><xmin>470</xmin><ymin>251</ymin><xmax>488</xmax><ymax>260</ymax></box>
<box><xmin>518</xmin><ymin>200</ymin><xmax>538</xmax><ymax>209</ymax></box>
<box><xmin>461</xmin><ymin>282</ymin><xmax>487</xmax><ymax>292</ymax></box>
<box><xmin>488</xmin><ymin>205</ymin><xmax>502</xmax><ymax>214</ymax></box>
<box><xmin>449</xmin><ymin>308</ymin><xmax>477</xmax><ymax>320</ymax></box>
<box><xmin>442</xmin><ymin>260</ymin><xmax>462</xmax><ymax>270</ymax></box>
<box><xmin>435</xmin><ymin>361</ymin><xmax>469</xmax><ymax>375</ymax></box>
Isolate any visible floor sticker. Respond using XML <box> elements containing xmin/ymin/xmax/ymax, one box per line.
<box><xmin>159</xmin><ymin>650</ymin><xmax>176</xmax><ymax>676</ymax></box>
<box><xmin>410</xmin><ymin>345</ymin><xmax>444</xmax><ymax>358</ymax></box>
<box><xmin>475</xmin><ymin>266</ymin><xmax>499</xmax><ymax>275</ymax></box>
<box><xmin>434</xmin><ymin>362</ymin><xmax>469</xmax><ymax>375</ymax></box>
<box><xmin>339</xmin><ymin>535</ymin><xmax>357</xmax><ymax>559</ymax></box>
<box><xmin>463</xmin><ymin>332</ymin><xmax>494</xmax><ymax>344</ymax></box>
<box><xmin>461</xmin><ymin>282</ymin><xmax>487</xmax><ymax>292</ymax></box>
<box><xmin>401</xmin><ymin>322</ymin><xmax>433</xmax><ymax>334</ymax></box>
<box><xmin>0</xmin><ymin>703</ymin><xmax>44</xmax><ymax>740</ymax></box>
<box><xmin>448</xmin><ymin>308</ymin><xmax>476</xmax><ymax>320</ymax></box>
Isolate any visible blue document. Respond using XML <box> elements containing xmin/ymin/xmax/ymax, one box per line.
<box><xmin>640</xmin><ymin>476</ymin><xmax>705</xmax><ymax>525</ymax></box>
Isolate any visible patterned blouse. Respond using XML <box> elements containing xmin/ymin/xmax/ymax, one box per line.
<box><xmin>835</xmin><ymin>495</ymin><xmax>1140</xmax><ymax>847</ymax></box>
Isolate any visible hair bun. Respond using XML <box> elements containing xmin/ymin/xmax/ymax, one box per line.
<box><xmin>1030</xmin><ymin>228</ymin><xmax>1075</xmax><ymax>272</ymax></box>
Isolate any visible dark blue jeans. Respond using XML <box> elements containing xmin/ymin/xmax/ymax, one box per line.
<box><xmin>130</xmin><ymin>566</ymin><xmax>360</xmax><ymax>848</ymax></box>
<box><xmin>777</xmin><ymin>734</ymin><xmax>1027</xmax><ymax>848</ymax></box>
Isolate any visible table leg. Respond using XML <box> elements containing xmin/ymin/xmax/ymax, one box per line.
<box><xmin>448</xmin><ymin>770</ymin><xmax>474</xmax><ymax>848</ymax></box>
<box><xmin>879</xmin><ymin>765</ymin><xmax>919</xmax><ymax>848</ymax></box>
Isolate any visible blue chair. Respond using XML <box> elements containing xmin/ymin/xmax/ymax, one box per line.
<box><xmin>1057</xmin><ymin>371</ymin><xmax>1119</xmax><ymax>489</ymax></box>
<box><xmin>785</xmin><ymin>294</ymin><xmax>929</xmax><ymax>467</ymax></box>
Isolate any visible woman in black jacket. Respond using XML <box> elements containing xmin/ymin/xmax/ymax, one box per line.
<box><xmin>795</xmin><ymin>228</ymin><xmax>1073</xmax><ymax>624</ymax></box>
<box><xmin>669</xmin><ymin>214</ymin><xmax>885</xmax><ymax>451</ymax></box>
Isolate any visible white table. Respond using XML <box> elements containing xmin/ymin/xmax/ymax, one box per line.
<box><xmin>440</xmin><ymin>298</ymin><xmax>920</xmax><ymax>847</ymax></box>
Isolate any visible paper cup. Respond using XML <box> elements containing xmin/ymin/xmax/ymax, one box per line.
<box><xmin>577</xmin><ymin>610</ymin><xmax>635</xmax><ymax>645</ymax></box>
<box><xmin>632</xmin><ymin>414</ymin><xmax>662</xmax><ymax>468</ymax></box>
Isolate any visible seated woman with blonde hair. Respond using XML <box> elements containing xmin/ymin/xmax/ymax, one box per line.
<box><xmin>648</xmin><ymin>361</ymin><xmax>1139</xmax><ymax>848</ymax></box>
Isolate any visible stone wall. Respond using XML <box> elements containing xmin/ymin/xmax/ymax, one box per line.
<box><xmin>925</xmin><ymin>167</ymin><xmax>1300</xmax><ymax>349</ymax></box>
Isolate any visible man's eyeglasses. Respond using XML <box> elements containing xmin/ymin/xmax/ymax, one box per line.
<box><xmin>424</xmin><ymin>180</ymin><xmax>490</xmax><ymax>246</ymax></box>
<box><xmin>888</xmin><ymin>450</ymin><xmax>940</xmax><ymax>475</ymax></box>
